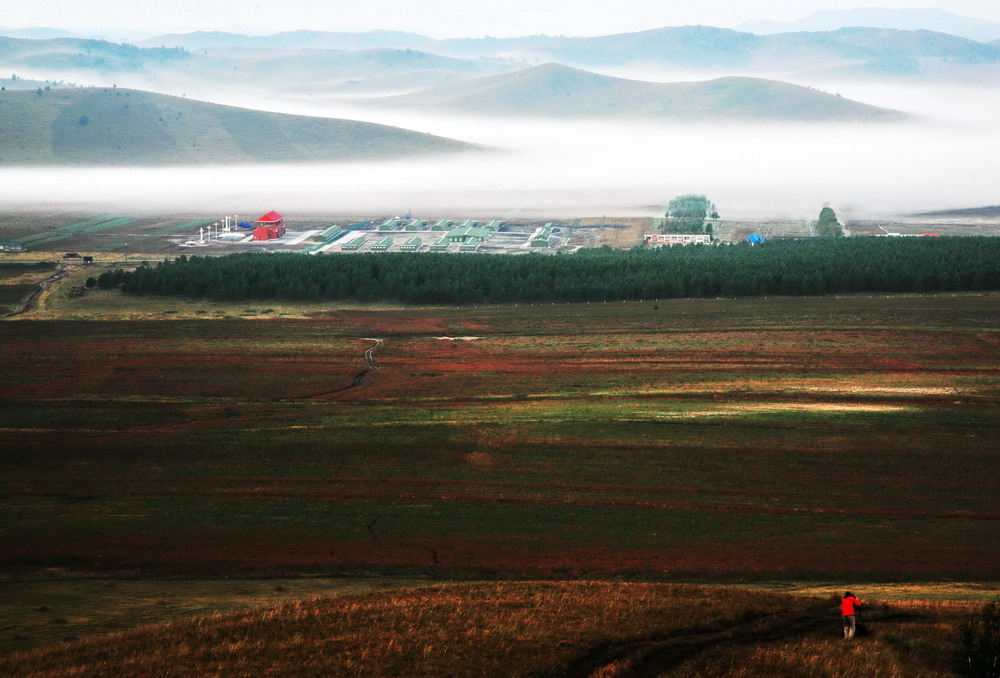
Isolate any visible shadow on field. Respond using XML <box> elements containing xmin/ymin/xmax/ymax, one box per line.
<box><xmin>561</xmin><ymin>603</ymin><xmax>835</xmax><ymax>678</ymax></box>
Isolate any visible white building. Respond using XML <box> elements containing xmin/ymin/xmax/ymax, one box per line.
<box><xmin>644</xmin><ymin>233</ymin><xmax>712</xmax><ymax>245</ymax></box>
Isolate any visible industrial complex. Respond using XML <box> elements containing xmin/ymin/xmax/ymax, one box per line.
<box><xmin>177</xmin><ymin>213</ymin><xmax>608</xmax><ymax>254</ymax></box>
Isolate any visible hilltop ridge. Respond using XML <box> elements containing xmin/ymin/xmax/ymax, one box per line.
<box><xmin>0</xmin><ymin>86</ymin><xmax>478</xmax><ymax>165</ymax></box>
<box><xmin>367</xmin><ymin>63</ymin><xmax>908</xmax><ymax>121</ymax></box>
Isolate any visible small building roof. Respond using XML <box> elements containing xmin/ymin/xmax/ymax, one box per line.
<box><xmin>449</xmin><ymin>226</ymin><xmax>491</xmax><ymax>239</ymax></box>
<box><xmin>256</xmin><ymin>211</ymin><xmax>284</xmax><ymax>223</ymax></box>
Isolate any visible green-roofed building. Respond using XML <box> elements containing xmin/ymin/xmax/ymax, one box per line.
<box><xmin>531</xmin><ymin>223</ymin><xmax>553</xmax><ymax>247</ymax></box>
<box><xmin>318</xmin><ymin>226</ymin><xmax>344</xmax><ymax>242</ymax></box>
<box><xmin>447</xmin><ymin>226</ymin><xmax>491</xmax><ymax>243</ymax></box>
<box><xmin>371</xmin><ymin>236</ymin><xmax>394</xmax><ymax>251</ymax></box>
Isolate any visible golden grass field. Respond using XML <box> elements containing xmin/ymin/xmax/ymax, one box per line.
<box><xmin>2</xmin><ymin>258</ymin><xmax>998</xmax><ymax>676</ymax></box>
<box><xmin>2</xmin><ymin>581</ymin><xmax>993</xmax><ymax>677</ymax></box>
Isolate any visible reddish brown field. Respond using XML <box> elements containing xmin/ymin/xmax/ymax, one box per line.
<box><xmin>1</xmin><ymin>295</ymin><xmax>998</xmax><ymax>579</ymax></box>
<box><xmin>0</xmin><ymin>582</ymin><xmax>980</xmax><ymax>678</ymax></box>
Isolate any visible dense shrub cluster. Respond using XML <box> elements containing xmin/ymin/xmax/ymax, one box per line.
<box><xmin>97</xmin><ymin>237</ymin><xmax>1000</xmax><ymax>304</ymax></box>
<box><xmin>958</xmin><ymin>597</ymin><xmax>1000</xmax><ymax>678</ymax></box>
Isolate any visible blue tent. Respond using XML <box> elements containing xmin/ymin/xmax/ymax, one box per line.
<box><xmin>748</xmin><ymin>234</ymin><xmax>765</xmax><ymax>245</ymax></box>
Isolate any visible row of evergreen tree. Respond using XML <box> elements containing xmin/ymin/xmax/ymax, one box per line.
<box><xmin>94</xmin><ymin>237</ymin><xmax>1000</xmax><ymax>304</ymax></box>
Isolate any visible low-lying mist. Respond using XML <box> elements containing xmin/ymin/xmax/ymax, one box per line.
<box><xmin>2</xmin><ymin>75</ymin><xmax>998</xmax><ymax>219</ymax></box>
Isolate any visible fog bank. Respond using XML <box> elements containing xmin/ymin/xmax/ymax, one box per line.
<box><xmin>2</xmin><ymin>80</ymin><xmax>998</xmax><ymax>219</ymax></box>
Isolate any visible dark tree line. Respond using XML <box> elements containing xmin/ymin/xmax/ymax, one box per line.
<box><xmin>97</xmin><ymin>237</ymin><xmax>1000</xmax><ymax>305</ymax></box>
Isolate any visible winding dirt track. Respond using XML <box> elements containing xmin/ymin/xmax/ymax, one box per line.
<box><xmin>561</xmin><ymin>604</ymin><xmax>834</xmax><ymax>678</ymax></box>
<box><xmin>364</xmin><ymin>337</ymin><xmax>384</xmax><ymax>370</ymax></box>
<box><xmin>0</xmin><ymin>266</ymin><xmax>69</xmax><ymax>319</ymax></box>
<box><xmin>297</xmin><ymin>338</ymin><xmax>384</xmax><ymax>400</ymax></box>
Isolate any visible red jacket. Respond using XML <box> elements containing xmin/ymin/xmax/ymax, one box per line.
<box><xmin>842</xmin><ymin>596</ymin><xmax>862</xmax><ymax>616</ymax></box>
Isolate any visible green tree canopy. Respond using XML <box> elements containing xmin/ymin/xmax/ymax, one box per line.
<box><xmin>99</xmin><ymin>237</ymin><xmax>1000</xmax><ymax>304</ymax></box>
<box><xmin>664</xmin><ymin>194</ymin><xmax>716</xmax><ymax>233</ymax></box>
<box><xmin>815</xmin><ymin>206</ymin><xmax>844</xmax><ymax>237</ymax></box>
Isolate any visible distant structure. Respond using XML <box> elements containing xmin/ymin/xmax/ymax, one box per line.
<box><xmin>0</xmin><ymin>241</ymin><xmax>26</xmax><ymax>252</ymax></box>
<box><xmin>879</xmin><ymin>232</ymin><xmax>941</xmax><ymax>238</ymax></box>
<box><xmin>252</xmin><ymin>211</ymin><xmax>286</xmax><ymax>241</ymax></box>
<box><xmin>645</xmin><ymin>233</ymin><xmax>712</xmax><ymax>245</ymax></box>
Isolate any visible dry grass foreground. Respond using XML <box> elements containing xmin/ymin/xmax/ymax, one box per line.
<box><xmin>0</xmin><ymin>582</ymin><xmax>976</xmax><ymax>678</ymax></box>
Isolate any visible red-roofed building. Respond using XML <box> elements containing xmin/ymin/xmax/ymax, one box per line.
<box><xmin>252</xmin><ymin>211</ymin><xmax>286</xmax><ymax>241</ymax></box>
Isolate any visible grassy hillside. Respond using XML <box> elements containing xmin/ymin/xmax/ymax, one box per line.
<box><xmin>372</xmin><ymin>63</ymin><xmax>907</xmax><ymax>120</ymax></box>
<box><xmin>0</xmin><ymin>86</ymin><xmax>477</xmax><ymax>165</ymax></box>
<box><xmin>2</xmin><ymin>294</ymin><xmax>998</xmax><ymax>580</ymax></box>
<box><xmin>0</xmin><ymin>582</ymin><xmax>976</xmax><ymax>677</ymax></box>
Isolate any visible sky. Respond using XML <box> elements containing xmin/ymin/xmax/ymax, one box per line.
<box><xmin>4</xmin><ymin>0</ymin><xmax>1000</xmax><ymax>37</ymax></box>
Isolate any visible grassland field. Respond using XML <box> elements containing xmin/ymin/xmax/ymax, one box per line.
<box><xmin>1</xmin><ymin>256</ymin><xmax>998</xmax><ymax>675</ymax></box>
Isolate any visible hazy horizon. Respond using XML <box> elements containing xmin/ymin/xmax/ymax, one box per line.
<box><xmin>5</xmin><ymin>1</ymin><xmax>1000</xmax><ymax>38</ymax></box>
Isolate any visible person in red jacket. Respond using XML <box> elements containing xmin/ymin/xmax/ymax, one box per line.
<box><xmin>842</xmin><ymin>591</ymin><xmax>863</xmax><ymax>639</ymax></box>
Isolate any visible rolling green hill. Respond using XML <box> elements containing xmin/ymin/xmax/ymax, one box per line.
<box><xmin>0</xmin><ymin>86</ymin><xmax>478</xmax><ymax>165</ymax></box>
<box><xmin>369</xmin><ymin>63</ymin><xmax>907</xmax><ymax>121</ymax></box>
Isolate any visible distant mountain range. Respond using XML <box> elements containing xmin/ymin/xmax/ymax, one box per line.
<box><xmin>137</xmin><ymin>24</ymin><xmax>1000</xmax><ymax>71</ymax></box>
<box><xmin>369</xmin><ymin>63</ymin><xmax>907</xmax><ymax>121</ymax></box>
<box><xmin>139</xmin><ymin>29</ymin><xmax>439</xmax><ymax>52</ymax></box>
<box><xmin>0</xmin><ymin>35</ymin><xmax>515</xmax><ymax>95</ymax></box>
<box><xmin>0</xmin><ymin>87</ymin><xmax>477</xmax><ymax>165</ymax></box>
<box><xmin>432</xmin><ymin>25</ymin><xmax>1000</xmax><ymax>76</ymax></box>
<box><xmin>3</xmin><ymin>24</ymin><xmax>1000</xmax><ymax>95</ymax></box>
<box><xmin>0</xmin><ymin>35</ymin><xmax>189</xmax><ymax>75</ymax></box>
<box><xmin>0</xmin><ymin>26</ymin><xmax>160</xmax><ymax>41</ymax></box>
<box><xmin>9</xmin><ymin>10</ymin><xmax>1000</xmax><ymax>47</ymax></box>
<box><xmin>738</xmin><ymin>8</ymin><xmax>1000</xmax><ymax>43</ymax></box>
